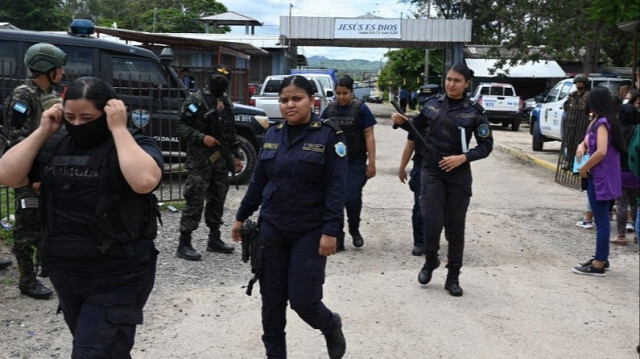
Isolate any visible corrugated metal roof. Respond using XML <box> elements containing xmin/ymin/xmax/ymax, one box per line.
<box><xmin>199</xmin><ymin>11</ymin><xmax>262</xmax><ymax>26</ymax></box>
<box><xmin>280</xmin><ymin>17</ymin><xmax>471</xmax><ymax>48</ymax></box>
<box><xmin>465</xmin><ymin>59</ymin><xmax>566</xmax><ymax>78</ymax></box>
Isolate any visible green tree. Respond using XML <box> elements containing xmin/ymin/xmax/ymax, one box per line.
<box><xmin>379</xmin><ymin>49</ymin><xmax>444</xmax><ymax>90</ymax></box>
<box><xmin>0</xmin><ymin>0</ymin><xmax>69</xmax><ymax>30</ymax></box>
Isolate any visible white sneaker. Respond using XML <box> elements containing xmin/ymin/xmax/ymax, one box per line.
<box><xmin>575</xmin><ymin>220</ymin><xmax>594</xmax><ymax>229</ymax></box>
<box><xmin>626</xmin><ymin>222</ymin><xmax>635</xmax><ymax>232</ymax></box>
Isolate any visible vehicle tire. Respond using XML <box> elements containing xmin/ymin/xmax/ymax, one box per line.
<box><xmin>230</xmin><ymin>136</ymin><xmax>257</xmax><ymax>185</ymax></box>
<box><xmin>511</xmin><ymin>118</ymin><xmax>521</xmax><ymax>132</ymax></box>
<box><xmin>502</xmin><ymin>121</ymin><xmax>509</xmax><ymax>127</ymax></box>
<box><xmin>532</xmin><ymin>120</ymin><xmax>544</xmax><ymax>151</ymax></box>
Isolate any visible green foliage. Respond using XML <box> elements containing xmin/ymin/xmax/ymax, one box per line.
<box><xmin>0</xmin><ymin>0</ymin><xmax>69</xmax><ymax>30</ymax></box>
<box><xmin>378</xmin><ymin>49</ymin><xmax>444</xmax><ymax>90</ymax></box>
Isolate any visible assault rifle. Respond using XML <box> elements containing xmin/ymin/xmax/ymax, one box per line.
<box><xmin>391</xmin><ymin>100</ymin><xmax>442</xmax><ymax>162</ymax></box>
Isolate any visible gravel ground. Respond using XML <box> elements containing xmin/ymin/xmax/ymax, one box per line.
<box><xmin>1</xmin><ymin>103</ymin><xmax>638</xmax><ymax>358</ymax></box>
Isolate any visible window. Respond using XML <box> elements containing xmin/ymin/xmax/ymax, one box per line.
<box><xmin>0</xmin><ymin>42</ymin><xmax>18</xmax><ymax>77</ymax></box>
<box><xmin>557</xmin><ymin>82</ymin><xmax>573</xmax><ymax>101</ymax></box>
<box><xmin>112</xmin><ymin>57</ymin><xmax>167</xmax><ymax>88</ymax></box>
<box><xmin>57</xmin><ymin>45</ymin><xmax>93</xmax><ymax>78</ymax></box>
<box><xmin>504</xmin><ymin>88</ymin><xmax>514</xmax><ymax>96</ymax></box>
<box><xmin>546</xmin><ymin>82</ymin><xmax>564</xmax><ymax>102</ymax></box>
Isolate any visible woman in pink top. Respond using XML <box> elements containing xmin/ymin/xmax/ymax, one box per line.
<box><xmin>572</xmin><ymin>86</ymin><xmax>626</xmax><ymax>276</ymax></box>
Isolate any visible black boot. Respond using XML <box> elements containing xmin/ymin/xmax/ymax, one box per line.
<box><xmin>17</xmin><ymin>258</ymin><xmax>52</xmax><ymax>299</ymax></box>
<box><xmin>444</xmin><ymin>263</ymin><xmax>464</xmax><ymax>297</ymax></box>
<box><xmin>323</xmin><ymin>312</ymin><xmax>346</xmax><ymax>359</ymax></box>
<box><xmin>176</xmin><ymin>231</ymin><xmax>202</xmax><ymax>261</ymax></box>
<box><xmin>418</xmin><ymin>252</ymin><xmax>440</xmax><ymax>285</ymax></box>
<box><xmin>206</xmin><ymin>226</ymin><xmax>234</xmax><ymax>254</ymax></box>
<box><xmin>0</xmin><ymin>258</ymin><xmax>11</xmax><ymax>270</ymax></box>
<box><xmin>348</xmin><ymin>227</ymin><xmax>364</xmax><ymax>248</ymax></box>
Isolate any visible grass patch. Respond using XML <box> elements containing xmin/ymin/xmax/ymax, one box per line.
<box><xmin>1</xmin><ymin>277</ymin><xmax>17</xmax><ymax>286</ymax></box>
<box><xmin>158</xmin><ymin>200</ymin><xmax>186</xmax><ymax>212</ymax></box>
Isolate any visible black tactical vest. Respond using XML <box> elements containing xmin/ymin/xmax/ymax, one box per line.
<box><xmin>325</xmin><ymin>100</ymin><xmax>365</xmax><ymax>158</ymax></box>
<box><xmin>38</xmin><ymin>129</ymin><xmax>159</xmax><ymax>259</ymax></box>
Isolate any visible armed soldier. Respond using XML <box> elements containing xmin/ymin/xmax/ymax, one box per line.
<box><xmin>563</xmin><ymin>74</ymin><xmax>591</xmax><ymax>169</ymax></box>
<box><xmin>3</xmin><ymin>43</ymin><xmax>66</xmax><ymax>299</ymax></box>
<box><xmin>175</xmin><ymin>64</ymin><xmax>244</xmax><ymax>261</ymax></box>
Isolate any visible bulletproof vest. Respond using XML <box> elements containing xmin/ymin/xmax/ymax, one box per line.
<box><xmin>190</xmin><ymin>90</ymin><xmax>235</xmax><ymax>140</ymax></box>
<box><xmin>325</xmin><ymin>100</ymin><xmax>365</xmax><ymax>157</ymax></box>
<box><xmin>38</xmin><ymin>129</ymin><xmax>159</xmax><ymax>259</ymax></box>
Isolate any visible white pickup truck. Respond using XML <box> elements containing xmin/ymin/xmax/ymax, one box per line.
<box><xmin>249</xmin><ymin>75</ymin><xmax>333</xmax><ymax>122</ymax></box>
<box><xmin>472</xmin><ymin>83</ymin><xmax>522</xmax><ymax>131</ymax></box>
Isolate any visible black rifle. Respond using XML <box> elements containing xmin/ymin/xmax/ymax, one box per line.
<box><xmin>240</xmin><ymin>219</ymin><xmax>264</xmax><ymax>296</ymax></box>
<box><xmin>204</xmin><ymin>107</ymin><xmax>239</xmax><ymax>190</ymax></box>
<box><xmin>391</xmin><ymin>100</ymin><xmax>442</xmax><ymax>162</ymax></box>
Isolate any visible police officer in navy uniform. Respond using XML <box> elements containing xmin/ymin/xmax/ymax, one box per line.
<box><xmin>0</xmin><ymin>77</ymin><xmax>163</xmax><ymax>357</ymax></box>
<box><xmin>321</xmin><ymin>75</ymin><xmax>377</xmax><ymax>250</ymax></box>
<box><xmin>392</xmin><ymin>63</ymin><xmax>493</xmax><ymax>297</ymax></box>
<box><xmin>232</xmin><ymin>75</ymin><xmax>347</xmax><ymax>359</ymax></box>
<box><xmin>2</xmin><ymin>42</ymin><xmax>67</xmax><ymax>299</ymax></box>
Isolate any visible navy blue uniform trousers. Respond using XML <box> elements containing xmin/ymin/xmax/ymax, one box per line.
<box><xmin>420</xmin><ymin>166</ymin><xmax>471</xmax><ymax>264</ymax></box>
<box><xmin>259</xmin><ymin>219</ymin><xmax>335</xmax><ymax>358</ymax></box>
<box><xmin>49</xmin><ymin>261</ymin><xmax>156</xmax><ymax>359</ymax></box>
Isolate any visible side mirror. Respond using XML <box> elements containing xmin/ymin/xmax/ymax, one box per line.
<box><xmin>325</xmin><ymin>90</ymin><xmax>334</xmax><ymax>98</ymax></box>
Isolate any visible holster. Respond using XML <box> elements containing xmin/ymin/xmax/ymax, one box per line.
<box><xmin>240</xmin><ymin>219</ymin><xmax>264</xmax><ymax>296</ymax></box>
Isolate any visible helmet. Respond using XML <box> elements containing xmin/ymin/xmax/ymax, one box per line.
<box><xmin>573</xmin><ymin>74</ymin><xmax>588</xmax><ymax>84</ymax></box>
<box><xmin>24</xmin><ymin>43</ymin><xmax>67</xmax><ymax>73</ymax></box>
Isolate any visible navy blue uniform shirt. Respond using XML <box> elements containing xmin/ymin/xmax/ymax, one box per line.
<box><xmin>236</xmin><ymin>115</ymin><xmax>347</xmax><ymax>236</ymax></box>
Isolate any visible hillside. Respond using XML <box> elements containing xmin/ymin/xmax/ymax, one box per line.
<box><xmin>306</xmin><ymin>56</ymin><xmax>384</xmax><ymax>81</ymax></box>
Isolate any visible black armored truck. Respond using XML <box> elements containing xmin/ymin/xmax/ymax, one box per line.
<box><xmin>0</xmin><ymin>20</ymin><xmax>268</xmax><ymax>184</ymax></box>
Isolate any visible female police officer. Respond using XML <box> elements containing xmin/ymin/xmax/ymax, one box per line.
<box><xmin>232</xmin><ymin>75</ymin><xmax>347</xmax><ymax>359</ymax></box>
<box><xmin>321</xmin><ymin>75</ymin><xmax>376</xmax><ymax>250</ymax></box>
<box><xmin>391</xmin><ymin>63</ymin><xmax>493</xmax><ymax>297</ymax></box>
<box><xmin>0</xmin><ymin>77</ymin><xmax>163</xmax><ymax>357</ymax></box>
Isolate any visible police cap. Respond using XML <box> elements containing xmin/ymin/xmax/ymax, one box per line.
<box><xmin>24</xmin><ymin>43</ymin><xmax>67</xmax><ymax>73</ymax></box>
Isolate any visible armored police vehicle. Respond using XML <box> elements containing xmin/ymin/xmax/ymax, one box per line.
<box><xmin>0</xmin><ymin>20</ymin><xmax>268</xmax><ymax>184</ymax></box>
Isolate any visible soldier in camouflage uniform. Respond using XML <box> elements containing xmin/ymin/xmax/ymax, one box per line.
<box><xmin>176</xmin><ymin>64</ymin><xmax>244</xmax><ymax>261</ymax></box>
<box><xmin>3</xmin><ymin>43</ymin><xmax>66</xmax><ymax>298</ymax></box>
<box><xmin>563</xmin><ymin>74</ymin><xmax>591</xmax><ymax>169</ymax></box>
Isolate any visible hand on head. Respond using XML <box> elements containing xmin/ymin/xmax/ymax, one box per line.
<box><xmin>103</xmin><ymin>99</ymin><xmax>127</xmax><ymax>131</ymax></box>
<box><xmin>40</xmin><ymin>103</ymin><xmax>64</xmax><ymax>134</ymax></box>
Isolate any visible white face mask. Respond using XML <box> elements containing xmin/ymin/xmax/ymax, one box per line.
<box><xmin>622</xmin><ymin>99</ymin><xmax>629</xmax><ymax>104</ymax></box>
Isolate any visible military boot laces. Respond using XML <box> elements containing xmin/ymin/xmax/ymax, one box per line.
<box><xmin>324</xmin><ymin>312</ymin><xmax>346</xmax><ymax>359</ymax></box>
<box><xmin>418</xmin><ymin>253</ymin><xmax>440</xmax><ymax>285</ymax></box>
<box><xmin>176</xmin><ymin>232</ymin><xmax>201</xmax><ymax>261</ymax></box>
<box><xmin>19</xmin><ymin>279</ymin><xmax>53</xmax><ymax>300</ymax></box>
<box><xmin>444</xmin><ymin>263</ymin><xmax>463</xmax><ymax>297</ymax></box>
<box><xmin>206</xmin><ymin>227</ymin><xmax>235</xmax><ymax>254</ymax></box>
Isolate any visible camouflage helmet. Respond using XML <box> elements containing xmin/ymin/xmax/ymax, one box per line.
<box><xmin>24</xmin><ymin>43</ymin><xmax>67</xmax><ymax>73</ymax></box>
<box><xmin>573</xmin><ymin>74</ymin><xmax>588</xmax><ymax>84</ymax></box>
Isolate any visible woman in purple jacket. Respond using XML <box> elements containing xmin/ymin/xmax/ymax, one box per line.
<box><xmin>573</xmin><ymin>86</ymin><xmax>627</xmax><ymax>276</ymax></box>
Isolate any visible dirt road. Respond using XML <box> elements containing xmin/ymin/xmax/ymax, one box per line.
<box><xmin>1</xmin><ymin>103</ymin><xmax>638</xmax><ymax>358</ymax></box>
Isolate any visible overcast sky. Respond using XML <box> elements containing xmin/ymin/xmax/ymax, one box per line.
<box><xmin>223</xmin><ymin>0</ymin><xmax>416</xmax><ymax>61</ymax></box>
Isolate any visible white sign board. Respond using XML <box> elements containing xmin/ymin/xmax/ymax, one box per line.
<box><xmin>334</xmin><ymin>18</ymin><xmax>401</xmax><ymax>39</ymax></box>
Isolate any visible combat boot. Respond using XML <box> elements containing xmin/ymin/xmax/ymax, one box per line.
<box><xmin>348</xmin><ymin>226</ymin><xmax>364</xmax><ymax>248</ymax></box>
<box><xmin>323</xmin><ymin>312</ymin><xmax>346</xmax><ymax>359</ymax></box>
<box><xmin>176</xmin><ymin>231</ymin><xmax>202</xmax><ymax>261</ymax></box>
<box><xmin>206</xmin><ymin>226</ymin><xmax>234</xmax><ymax>254</ymax></box>
<box><xmin>0</xmin><ymin>258</ymin><xmax>11</xmax><ymax>270</ymax></box>
<box><xmin>417</xmin><ymin>251</ymin><xmax>440</xmax><ymax>285</ymax></box>
<box><xmin>444</xmin><ymin>263</ymin><xmax>464</xmax><ymax>297</ymax></box>
<box><xmin>17</xmin><ymin>258</ymin><xmax>52</xmax><ymax>299</ymax></box>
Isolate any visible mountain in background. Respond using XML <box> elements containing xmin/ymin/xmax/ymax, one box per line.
<box><xmin>306</xmin><ymin>56</ymin><xmax>384</xmax><ymax>81</ymax></box>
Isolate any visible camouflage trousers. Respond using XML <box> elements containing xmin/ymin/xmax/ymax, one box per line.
<box><xmin>179</xmin><ymin>160</ymin><xmax>230</xmax><ymax>233</ymax></box>
<box><xmin>12</xmin><ymin>185</ymin><xmax>42</xmax><ymax>282</ymax></box>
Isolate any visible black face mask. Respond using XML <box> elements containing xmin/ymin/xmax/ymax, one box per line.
<box><xmin>64</xmin><ymin>115</ymin><xmax>111</xmax><ymax>149</ymax></box>
<box><xmin>209</xmin><ymin>76</ymin><xmax>229</xmax><ymax>97</ymax></box>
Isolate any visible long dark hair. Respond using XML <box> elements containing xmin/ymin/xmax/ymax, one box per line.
<box><xmin>588</xmin><ymin>86</ymin><xmax>626</xmax><ymax>153</ymax></box>
<box><xmin>63</xmin><ymin>76</ymin><xmax>118</xmax><ymax>111</ymax></box>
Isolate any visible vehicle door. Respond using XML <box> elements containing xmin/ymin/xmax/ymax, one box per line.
<box><xmin>539</xmin><ymin>80</ymin><xmax>571</xmax><ymax>138</ymax></box>
<box><xmin>547</xmin><ymin>81</ymin><xmax>573</xmax><ymax>140</ymax></box>
<box><xmin>103</xmin><ymin>53</ymin><xmax>185</xmax><ymax>155</ymax></box>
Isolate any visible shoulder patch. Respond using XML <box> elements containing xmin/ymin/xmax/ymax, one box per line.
<box><xmin>335</xmin><ymin>142</ymin><xmax>347</xmax><ymax>157</ymax></box>
<box><xmin>321</xmin><ymin>119</ymin><xmax>343</xmax><ymax>134</ymax></box>
<box><xmin>12</xmin><ymin>102</ymin><xmax>28</xmax><ymax>114</ymax></box>
<box><xmin>476</xmin><ymin>124</ymin><xmax>491</xmax><ymax>138</ymax></box>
